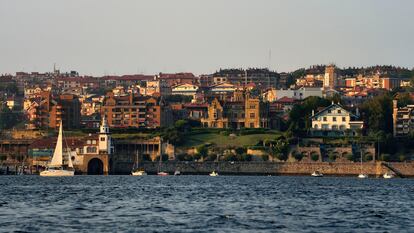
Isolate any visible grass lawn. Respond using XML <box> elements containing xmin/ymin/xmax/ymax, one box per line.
<box><xmin>181</xmin><ymin>132</ymin><xmax>280</xmax><ymax>148</ymax></box>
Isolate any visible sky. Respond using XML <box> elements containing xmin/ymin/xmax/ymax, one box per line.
<box><xmin>0</xmin><ymin>0</ymin><xmax>413</xmax><ymax>76</ymax></box>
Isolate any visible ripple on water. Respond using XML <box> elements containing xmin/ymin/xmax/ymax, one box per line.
<box><xmin>1</xmin><ymin>176</ymin><xmax>414</xmax><ymax>232</ymax></box>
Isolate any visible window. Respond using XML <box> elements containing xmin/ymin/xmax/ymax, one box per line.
<box><xmin>92</xmin><ymin>140</ymin><xmax>96</xmax><ymax>144</ymax></box>
<box><xmin>333</xmin><ymin>117</ymin><xmax>336</xmax><ymax>122</ymax></box>
<box><xmin>250</xmin><ymin>113</ymin><xmax>255</xmax><ymax>118</ymax></box>
<box><xmin>87</xmin><ymin>140</ymin><xmax>91</xmax><ymax>144</ymax></box>
<box><xmin>328</xmin><ymin>110</ymin><xmax>331</xmax><ymax>113</ymax></box>
<box><xmin>100</xmin><ymin>137</ymin><xmax>105</xmax><ymax>142</ymax></box>
<box><xmin>338</xmin><ymin>110</ymin><xmax>341</xmax><ymax>113</ymax></box>
<box><xmin>323</xmin><ymin>117</ymin><xmax>327</xmax><ymax>121</ymax></box>
<box><xmin>87</xmin><ymin>147</ymin><xmax>97</xmax><ymax>153</ymax></box>
<box><xmin>342</xmin><ymin>117</ymin><xmax>346</xmax><ymax>122</ymax></box>
<box><xmin>250</xmin><ymin>123</ymin><xmax>255</xmax><ymax>128</ymax></box>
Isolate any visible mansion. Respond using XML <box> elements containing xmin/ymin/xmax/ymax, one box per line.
<box><xmin>310</xmin><ymin>103</ymin><xmax>364</xmax><ymax>136</ymax></box>
<box><xmin>201</xmin><ymin>91</ymin><xmax>269</xmax><ymax>129</ymax></box>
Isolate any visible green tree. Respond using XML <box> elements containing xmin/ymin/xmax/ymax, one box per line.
<box><xmin>0</xmin><ymin>107</ymin><xmax>19</xmax><ymax>129</ymax></box>
<box><xmin>360</xmin><ymin>94</ymin><xmax>393</xmax><ymax>134</ymax></box>
<box><xmin>288</xmin><ymin>96</ymin><xmax>331</xmax><ymax>131</ymax></box>
<box><xmin>196</xmin><ymin>145</ymin><xmax>208</xmax><ymax>159</ymax></box>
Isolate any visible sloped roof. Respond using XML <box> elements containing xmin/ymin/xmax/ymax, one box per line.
<box><xmin>310</xmin><ymin>103</ymin><xmax>358</xmax><ymax>119</ymax></box>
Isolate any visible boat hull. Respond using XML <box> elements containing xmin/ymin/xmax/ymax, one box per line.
<box><xmin>40</xmin><ymin>169</ymin><xmax>74</xmax><ymax>177</ymax></box>
<box><xmin>209</xmin><ymin>172</ymin><xmax>218</xmax><ymax>176</ymax></box>
<box><xmin>358</xmin><ymin>174</ymin><xmax>368</xmax><ymax>179</ymax></box>
<box><xmin>157</xmin><ymin>172</ymin><xmax>169</xmax><ymax>176</ymax></box>
<box><xmin>131</xmin><ymin>171</ymin><xmax>147</xmax><ymax>176</ymax></box>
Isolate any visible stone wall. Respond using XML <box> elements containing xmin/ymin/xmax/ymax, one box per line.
<box><xmin>120</xmin><ymin>161</ymin><xmax>414</xmax><ymax>177</ymax></box>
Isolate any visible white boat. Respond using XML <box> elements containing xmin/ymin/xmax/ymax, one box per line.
<box><xmin>209</xmin><ymin>171</ymin><xmax>219</xmax><ymax>176</ymax></box>
<box><xmin>311</xmin><ymin>171</ymin><xmax>323</xmax><ymax>177</ymax></box>
<box><xmin>157</xmin><ymin>154</ymin><xmax>168</xmax><ymax>176</ymax></box>
<box><xmin>40</xmin><ymin>121</ymin><xmax>74</xmax><ymax>177</ymax></box>
<box><xmin>157</xmin><ymin>172</ymin><xmax>169</xmax><ymax>176</ymax></box>
<box><xmin>131</xmin><ymin>151</ymin><xmax>147</xmax><ymax>176</ymax></box>
<box><xmin>357</xmin><ymin>150</ymin><xmax>368</xmax><ymax>178</ymax></box>
<box><xmin>174</xmin><ymin>170</ymin><xmax>181</xmax><ymax>176</ymax></box>
<box><xmin>383</xmin><ymin>172</ymin><xmax>394</xmax><ymax>179</ymax></box>
<box><xmin>358</xmin><ymin>174</ymin><xmax>368</xmax><ymax>179</ymax></box>
<box><xmin>132</xmin><ymin>170</ymin><xmax>147</xmax><ymax>176</ymax></box>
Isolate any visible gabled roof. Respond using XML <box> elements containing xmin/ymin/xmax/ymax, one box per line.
<box><xmin>310</xmin><ymin>103</ymin><xmax>358</xmax><ymax>119</ymax></box>
<box><xmin>210</xmin><ymin>83</ymin><xmax>236</xmax><ymax>88</ymax></box>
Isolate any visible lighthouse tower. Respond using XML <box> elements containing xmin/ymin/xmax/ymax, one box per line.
<box><xmin>99</xmin><ymin>116</ymin><xmax>113</xmax><ymax>155</ymax></box>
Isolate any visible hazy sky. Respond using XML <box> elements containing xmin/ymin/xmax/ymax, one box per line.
<box><xmin>0</xmin><ymin>0</ymin><xmax>413</xmax><ymax>75</ymax></box>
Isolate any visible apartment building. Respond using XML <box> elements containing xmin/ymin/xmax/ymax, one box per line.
<box><xmin>100</xmin><ymin>92</ymin><xmax>172</xmax><ymax>128</ymax></box>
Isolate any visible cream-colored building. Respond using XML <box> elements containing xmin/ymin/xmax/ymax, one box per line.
<box><xmin>310</xmin><ymin>103</ymin><xmax>363</xmax><ymax>136</ymax></box>
<box><xmin>171</xmin><ymin>83</ymin><xmax>199</xmax><ymax>96</ymax></box>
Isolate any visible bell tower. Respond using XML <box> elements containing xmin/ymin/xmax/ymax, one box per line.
<box><xmin>99</xmin><ymin>116</ymin><xmax>113</xmax><ymax>155</ymax></box>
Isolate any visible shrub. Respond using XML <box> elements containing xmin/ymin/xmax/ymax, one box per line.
<box><xmin>311</xmin><ymin>154</ymin><xmax>319</xmax><ymax>161</ymax></box>
<box><xmin>346</xmin><ymin>153</ymin><xmax>354</xmax><ymax>161</ymax></box>
<box><xmin>380</xmin><ymin>154</ymin><xmax>391</xmax><ymax>162</ymax></box>
<box><xmin>193</xmin><ymin>153</ymin><xmax>202</xmax><ymax>161</ymax></box>
<box><xmin>274</xmin><ymin>153</ymin><xmax>287</xmax><ymax>161</ymax></box>
<box><xmin>224</xmin><ymin>154</ymin><xmax>237</xmax><ymax>161</ymax></box>
<box><xmin>241</xmin><ymin>153</ymin><xmax>252</xmax><ymax>161</ymax></box>
<box><xmin>235</xmin><ymin>147</ymin><xmax>246</xmax><ymax>155</ymax></box>
<box><xmin>196</xmin><ymin>145</ymin><xmax>208</xmax><ymax>158</ymax></box>
<box><xmin>205</xmin><ymin>154</ymin><xmax>218</xmax><ymax>161</ymax></box>
<box><xmin>294</xmin><ymin>153</ymin><xmax>303</xmax><ymax>161</ymax></box>
<box><xmin>328</xmin><ymin>153</ymin><xmax>336</xmax><ymax>161</ymax></box>
<box><xmin>364</xmin><ymin>154</ymin><xmax>373</xmax><ymax>161</ymax></box>
<box><xmin>176</xmin><ymin>153</ymin><xmax>190</xmax><ymax>161</ymax></box>
<box><xmin>261</xmin><ymin>154</ymin><xmax>269</xmax><ymax>161</ymax></box>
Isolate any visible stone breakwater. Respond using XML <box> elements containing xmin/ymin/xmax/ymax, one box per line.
<box><xmin>117</xmin><ymin>161</ymin><xmax>414</xmax><ymax>177</ymax></box>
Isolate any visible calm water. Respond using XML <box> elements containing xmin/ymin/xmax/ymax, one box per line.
<box><xmin>1</xmin><ymin>176</ymin><xmax>414</xmax><ymax>233</ymax></box>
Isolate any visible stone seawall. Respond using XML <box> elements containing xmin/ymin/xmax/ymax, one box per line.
<box><xmin>116</xmin><ymin>161</ymin><xmax>414</xmax><ymax>177</ymax></box>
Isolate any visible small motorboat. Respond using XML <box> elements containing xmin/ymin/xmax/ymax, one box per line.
<box><xmin>157</xmin><ymin>172</ymin><xmax>169</xmax><ymax>176</ymax></box>
<box><xmin>209</xmin><ymin>171</ymin><xmax>218</xmax><ymax>177</ymax></box>
<box><xmin>311</xmin><ymin>171</ymin><xmax>323</xmax><ymax>177</ymax></box>
<box><xmin>131</xmin><ymin>170</ymin><xmax>147</xmax><ymax>176</ymax></box>
<box><xmin>358</xmin><ymin>174</ymin><xmax>368</xmax><ymax>179</ymax></box>
<box><xmin>383</xmin><ymin>172</ymin><xmax>394</xmax><ymax>179</ymax></box>
<box><xmin>174</xmin><ymin>170</ymin><xmax>181</xmax><ymax>176</ymax></box>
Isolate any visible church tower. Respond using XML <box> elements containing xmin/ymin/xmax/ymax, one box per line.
<box><xmin>99</xmin><ymin>116</ymin><xmax>113</xmax><ymax>155</ymax></box>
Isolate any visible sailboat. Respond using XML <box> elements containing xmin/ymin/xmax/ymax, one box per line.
<box><xmin>209</xmin><ymin>155</ymin><xmax>219</xmax><ymax>176</ymax></box>
<box><xmin>131</xmin><ymin>151</ymin><xmax>147</xmax><ymax>176</ymax></box>
<box><xmin>157</xmin><ymin>154</ymin><xmax>168</xmax><ymax>176</ymax></box>
<box><xmin>383</xmin><ymin>172</ymin><xmax>394</xmax><ymax>179</ymax></box>
<box><xmin>358</xmin><ymin>150</ymin><xmax>368</xmax><ymax>179</ymax></box>
<box><xmin>40</xmin><ymin>121</ymin><xmax>74</xmax><ymax>177</ymax></box>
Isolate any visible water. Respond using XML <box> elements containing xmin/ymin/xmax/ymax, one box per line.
<box><xmin>1</xmin><ymin>176</ymin><xmax>414</xmax><ymax>233</ymax></box>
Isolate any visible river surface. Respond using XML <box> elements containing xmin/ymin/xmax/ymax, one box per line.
<box><xmin>0</xmin><ymin>176</ymin><xmax>414</xmax><ymax>233</ymax></box>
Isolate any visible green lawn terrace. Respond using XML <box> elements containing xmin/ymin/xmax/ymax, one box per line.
<box><xmin>179</xmin><ymin>128</ymin><xmax>281</xmax><ymax>148</ymax></box>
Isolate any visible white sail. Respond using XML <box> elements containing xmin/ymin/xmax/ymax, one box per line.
<box><xmin>49</xmin><ymin>122</ymin><xmax>63</xmax><ymax>167</ymax></box>
<box><xmin>67</xmin><ymin>151</ymin><xmax>74</xmax><ymax>168</ymax></box>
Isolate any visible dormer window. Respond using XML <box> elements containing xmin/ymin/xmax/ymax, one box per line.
<box><xmin>338</xmin><ymin>110</ymin><xmax>341</xmax><ymax>113</ymax></box>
